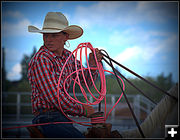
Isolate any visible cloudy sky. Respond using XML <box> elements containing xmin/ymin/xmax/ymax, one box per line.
<box><xmin>1</xmin><ymin>1</ymin><xmax>179</xmax><ymax>82</ymax></box>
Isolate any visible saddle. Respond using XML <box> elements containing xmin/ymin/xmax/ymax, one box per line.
<box><xmin>27</xmin><ymin>126</ymin><xmax>45</xmax><ymax>138</ymax></box>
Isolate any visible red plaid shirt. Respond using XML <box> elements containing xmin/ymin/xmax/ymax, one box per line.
<box><xmin>28</xmin><ymin>46</ymin><xmax>98</xmax><ymax>117</ymax></box>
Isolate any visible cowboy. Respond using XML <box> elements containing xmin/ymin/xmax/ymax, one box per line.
<box><xmin>28</xmin><ymin>12</ymin><xmax>103</xmax><ymax>138</ymax></box>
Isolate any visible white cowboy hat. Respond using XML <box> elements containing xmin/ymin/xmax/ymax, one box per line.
<box><xmin>28</xmin><ymin>12</ymin><xmax>83</xmax><ymax>40</ymax></box>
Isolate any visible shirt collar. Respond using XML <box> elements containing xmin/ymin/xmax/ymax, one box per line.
<box><xmin>41</xmin><ymin>45</ymin><xmax>67</xmax><ymax>59</ymax></box>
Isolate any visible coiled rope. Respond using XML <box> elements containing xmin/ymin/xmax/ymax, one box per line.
<box><xmin>57</xmin><ymin>42</ymin><xmax>125</xmax><ymax>126</ymax></box>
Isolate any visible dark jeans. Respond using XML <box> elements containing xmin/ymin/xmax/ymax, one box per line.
<box><xmin>32</xmin><ymin>111</ymin><xmax>85</xmax><ymax>138</ymax></box>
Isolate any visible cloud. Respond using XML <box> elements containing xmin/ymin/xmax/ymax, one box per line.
<box><xmin>2</xmin><ymin>18</ymin><xmax>32</xmax><ymax>37</ymax></box>
<box><xmin>5</xmin><ymin>48</ymin><xmax>22</xmax><ymax>62</ymax></box>
<box><xmin>7</xmin><ymin>63</ymin><xmax>22</xmax><ymax>81</ymax></box>
<box><xmin>108</xmin><ymin>26</ymin><xmax>176</xmax><ymax>53</ymax></box>
<box><xmin>72</xmin><ymin>1</ymin><xmax>177</xmax><ymax>29</ymax></box>
<box><xmin>108</xmin><ymin>28</ymin><xmax>155</xmax><ymax>48</ymax></box>
<box><xmin>114</xmin><ymin>46</ymin><xmax>142</xmax><ymax>63</ymax></box>
<box><xmin>2</xmin><ymin>10</ymin><xmax>40</xmax><ymax>37</ymax></box>
<box><xmin>3</xmin><ymin>10</ymin><xmax>24</xmax><ymax>19</ymax></box>
<box><xmin>136</xmin><ymin>2</ymin><xmax>178</xmax><ymax>21</ymax></box>
<box><xmin>2</xmin><ymin>17</ymin><xmax>42</xmax><ymax>37</ymax></box>
<box><xmin>101</xmin><ymin>45</ymin><xmax>143</xmax><ymax>72</ymax></box>
<box><xmin>112</xmin><ymin>32</ymin><xmax>178</xmax><ymax>65</ymax></box>
<box><xmin>72</xmin><ymin>2</ymin><xmax>126</xmax><ymax>28</ymax></box>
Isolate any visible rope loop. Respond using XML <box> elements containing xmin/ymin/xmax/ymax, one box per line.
<box><xmin>57</xmin><ymin>42</ymin><xmax>125</xmax><ymax>126</ymax></box>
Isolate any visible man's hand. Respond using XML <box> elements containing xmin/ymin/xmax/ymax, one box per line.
<box><xmin>83</xmin><ymin>104</ymin><xmax>95</xmax><ymax>117</ymax></box>
<box><xmin>89</xmin><ymin>48</ymin><xmax>103</xmax><ymax>67</ymax></box>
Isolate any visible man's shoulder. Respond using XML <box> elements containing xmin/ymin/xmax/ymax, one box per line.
<box><xmin>63</xmin><ymin>48</ymin><xmax>71</xmax><ymax>55</ymax></box>
<box><xmin>63</xmin><ymin>48</ymin><xmax>75</xmax><ymax>59</ymax></box>
<box><xmin>29</xmin><ymin>46</ymin><xmax>54</xmax><ymax>66</ymax></box>
<box><xmin>35</xmin><ymin>46</ymin><xmax>54</xmax><ymax>60</ymax></box>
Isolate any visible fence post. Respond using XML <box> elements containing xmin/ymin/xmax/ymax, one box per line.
<box><xmin>17</xmin><ymin>93</ymin><xmax>21</xmax><ymax>121</ymax></box>
<box><xmin>89</xmin><ymin>95</ymin><xmax>93</xmax><ymax>103</ymax></box>
<box><xmin>133</xmin><ymin>94</ymin><xmax>140</xmax><ymax>123</ymax></box>
<box><xmin>111</xmin><ymin>95</ymin><xmax>115</xmax><ymax>122</ymax></box>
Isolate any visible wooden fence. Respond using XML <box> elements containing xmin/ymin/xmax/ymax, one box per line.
<box><xmin>2</xmin><ymin>92</ymin><xmax>155</xmax><ymax>138</ymax></box>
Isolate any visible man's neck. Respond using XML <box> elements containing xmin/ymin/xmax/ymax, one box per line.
<box><xmin>53</xmin><ymin>48</ymin><xmax>64</xmax><ymax>57</ymax></box>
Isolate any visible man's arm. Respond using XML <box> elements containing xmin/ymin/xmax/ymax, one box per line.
<box><xmin>33</xmin><ymin>55</ymin><xmax>85</xmax><ymax>116</ymax></box>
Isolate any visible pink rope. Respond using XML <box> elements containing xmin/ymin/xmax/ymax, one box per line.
<box><xmin>57</xmin><ymin>42</ymin><xmax>125</xmax><ymax>125</ymax></box>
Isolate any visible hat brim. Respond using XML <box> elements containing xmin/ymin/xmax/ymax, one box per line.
<box><xmin>28</xmin><ymin>25</ymin><xmax>83</xmax><ymax>40</ymax></box>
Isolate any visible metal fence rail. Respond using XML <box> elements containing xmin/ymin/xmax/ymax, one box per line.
<box><xmin>2</xmin><ymin>92</ymin><xmax>155</xmax><ymax>138</ymax></box>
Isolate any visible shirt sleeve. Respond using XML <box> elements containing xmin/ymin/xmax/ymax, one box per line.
<box><xmin>33</xmin><ymin>55</ymin><xmax>85</xmax><ymax>117</ymax></box>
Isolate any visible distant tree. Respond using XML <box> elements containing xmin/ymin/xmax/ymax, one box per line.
<box><xmin>166</xmin><ymin>73</ymin><xmax>174</xmax><ymax>88</ymax></box>
<box><xmin>20</xmin><ymin>46</ymin><xmax>37</xmax><ymax>81</ymax></box>
<box><xmin>156</xmin><ymin>72</ymin><xmax>174</xmax><ymax>91</ymax></box>
<box><xmin>6</xmin><ymin>46</ymin><xmax>37</xmax><ymax>92</ymax></box>
<box><xmin>7</xmin><ymin>79</ymin><xmax>32</xmax><ymax>92</ymax></box>
<box><xmin>2</xmin><ymin>47</ymin><xmax>7</xmax><ymax>91</ymax></box>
